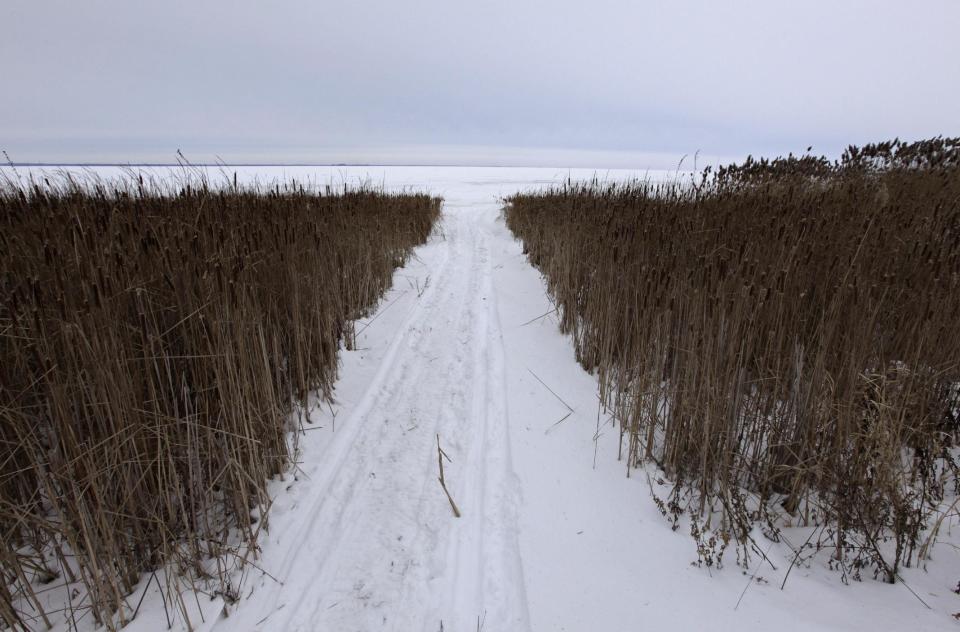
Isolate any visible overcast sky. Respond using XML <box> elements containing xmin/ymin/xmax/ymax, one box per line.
<box><xmin>3</xmin><ymin>1</ymin><xmax>958</xmax><ymax>167</ymax></box>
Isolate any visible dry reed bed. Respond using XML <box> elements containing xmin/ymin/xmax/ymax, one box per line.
<box><xmin>505</xmin><ymin>138</ymin><xmax>960</xmax><ymax>582</ymax></box>
<box><xmin>0</xmin><ymin>174</ymin><xmax>440</xmax><ymax>630</ymax></box>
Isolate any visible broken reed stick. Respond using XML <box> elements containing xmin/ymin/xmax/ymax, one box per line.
<box><xmin>526</xmin><ymin>368</ymin><xmax>574</xmax><ymax>412</ymax></box>
<box><xmin>437</xmin><ymin>434</ymin><xmax>461</xmax><ymax>518</ymax></box>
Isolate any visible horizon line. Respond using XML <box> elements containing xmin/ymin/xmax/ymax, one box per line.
<box><xmin>3</xmin><ymin>161</ymin><xmax>692</xmax><ymax>170</ymax></box>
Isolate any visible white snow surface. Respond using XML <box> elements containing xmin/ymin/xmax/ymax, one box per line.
<box><xmin>4</xmin><ymin>166</ymin><xmax>958</xmax><ymax>631</ymax></box>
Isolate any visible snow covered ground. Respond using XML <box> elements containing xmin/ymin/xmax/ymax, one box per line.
<box><xmin>4</xmin><ymin>166</ymin><xmax>958</xmax><ymax>631</ymax></box>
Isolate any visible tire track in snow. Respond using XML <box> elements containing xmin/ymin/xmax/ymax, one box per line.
<box><xmin>443</xmin><ymin>218</ymin><xmax>531</xmax><ymax>631</ymax></box>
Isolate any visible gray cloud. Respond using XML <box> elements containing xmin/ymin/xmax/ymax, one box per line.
<box><xmin>3</xmin><ymin>0</ymin><xmax>958</xmax><ymax>166</ymax></box>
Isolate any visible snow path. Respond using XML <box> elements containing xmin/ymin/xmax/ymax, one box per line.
<box><xmin>210</xmin><ymin>203</ymin><xmax>530</xmax><ymax>632</ymax></box>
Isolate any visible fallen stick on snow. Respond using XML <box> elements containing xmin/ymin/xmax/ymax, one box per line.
<box><xmin>437</xmin><ymin>434</ymin><xmax>461</xmax><ymax>518</ymax></box>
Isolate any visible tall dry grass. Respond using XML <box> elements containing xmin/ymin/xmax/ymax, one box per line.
<box><xmin>505</xmin><ymin>138</ymin><xmax>960</xmax><ymax>582</ymax></box>
<box><xmin>0</xmin><ymin>172</ymin><xmax>440</xmax><ymax>630</ymax></box>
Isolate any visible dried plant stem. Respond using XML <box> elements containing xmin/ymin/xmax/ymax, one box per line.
<box><xmin>437</xmin><ymin>435</ymin><xmax>461</xmax><ymax>518</ymax></box>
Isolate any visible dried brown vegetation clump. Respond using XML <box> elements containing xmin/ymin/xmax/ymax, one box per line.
<box><xmin>0</xmin><ymin>173</ymin><xmax>440</xmax><ymax>630</ymax></box>
<box><xmin>505</xmin><ymin>137</ymin><xmax>960</xmax><ymax>582</ymax></box>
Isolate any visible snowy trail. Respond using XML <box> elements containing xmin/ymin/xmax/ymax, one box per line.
<box><xmin>210</xmin><ymin>202</ymin><xmax>530</xmax><ymax>632</ymax></box>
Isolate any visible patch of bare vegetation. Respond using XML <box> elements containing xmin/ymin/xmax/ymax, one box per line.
<box><xmin>0</xmin><ymin>172</ymin><xmax>440</xmax><ymax>629</ymax></box>
<box><xmin>505</xmin><ymin>138</ymin><xmax>960</xmax><ymax>583</ymax></box>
